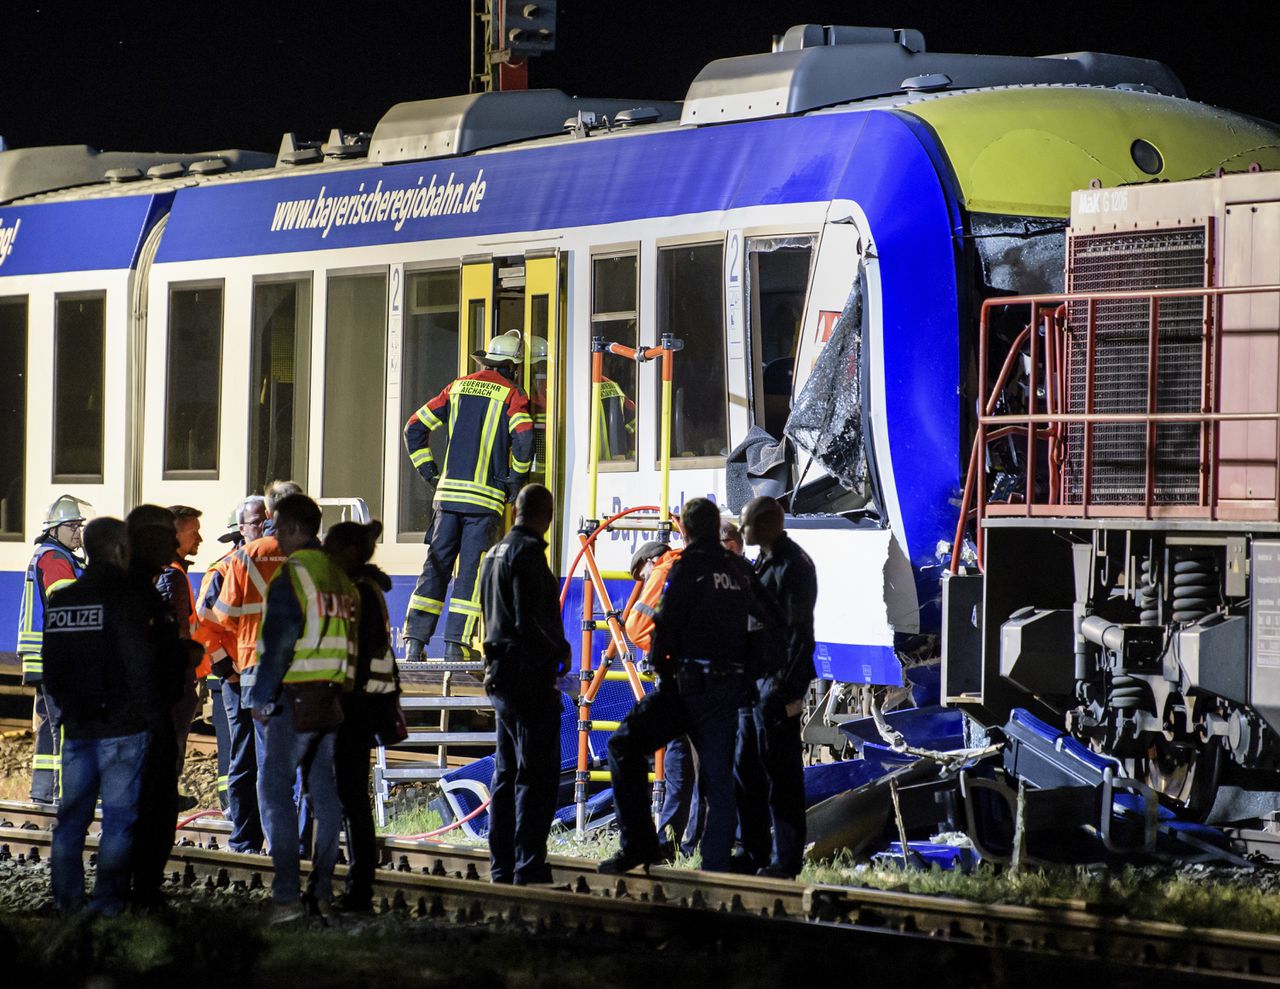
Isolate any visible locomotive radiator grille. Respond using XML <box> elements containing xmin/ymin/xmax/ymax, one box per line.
<box><xmin>1064</xmin><ymin>227</ymin><xmax>1207</xmax><ymax>505</ymax></box>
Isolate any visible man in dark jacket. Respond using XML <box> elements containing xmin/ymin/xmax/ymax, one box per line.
<box><xmin>600</xmin><ymin>498</ymin><xmax>777</xmax><ymax>875</ymax></box>
<box><xmin>125</xmin><ymin>504</ymin><xmax>196</xmax><ymax>910</ymax></box>
<box><xmin>735</xmin><ymin>496</ymin><xmax>818</xmax><ymax>879</ymax></box>
<box><xmin>44</xmin><ymin>518</ymin><xmax>157</xmax><ymax>915</ymax></box>
<box><xmin>479</xmin><ymin>483</ymin><xmax>570</xmax><ymax>885</ymax></box>
<box><xmin>324</xmin><ymin>519</ymin><xmax>400</xmax><ymax>913</ymax></box>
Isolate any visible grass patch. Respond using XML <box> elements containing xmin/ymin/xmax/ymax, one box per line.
<box><xmin>803</xmin><ymin>852</ymin><xmax>1280</xmax><ymax>933</ymax></box>
<box><xmin>378</xmin><ymin>803</ymin><xmax>445</xmax><ymax>836</ymax></box>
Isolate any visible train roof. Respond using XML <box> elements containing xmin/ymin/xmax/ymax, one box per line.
<box><xmin>2</xmin><ymin>25</ymin><xmax>1278</xmax><ymax>226</ymax></box>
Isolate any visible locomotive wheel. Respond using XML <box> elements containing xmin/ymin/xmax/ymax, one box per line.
<box><xmin>1134</xmin><ymin>739</ymin><xmax>1224</xmax><ymax>820</ymax></box>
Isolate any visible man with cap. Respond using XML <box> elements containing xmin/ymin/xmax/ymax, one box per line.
<box><xmin>194</xmin><ymin>498</ymin><xmax>264</xmax><ymax>842</ymax></box>
<box><xmin>600</xmin><ymin>498</ymin><xmax>778</xmax><ymax>875</ymax></box>
<box><xmin>18</xmin><ymin>494</ymin><xmax>91</xmax><ymax>803</ymax></box>
<box><xmin>402</xmin><ymin>329</ymin><xmax>534</xmax><ymax>663</ymax></box>
<box><xmin>624</xmin><ymin>540</ymin><xmax>700</xmax><ymax>858</ymax></box>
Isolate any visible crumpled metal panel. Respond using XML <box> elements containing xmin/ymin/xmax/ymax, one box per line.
<box><xmin>785</xmin><ymin>281</ymin><xmax>870</xmax><ymax>499</ymax></box>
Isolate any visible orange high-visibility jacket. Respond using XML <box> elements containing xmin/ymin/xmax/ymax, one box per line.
<box><xmin>194</xmin><ymin>551</ymin><xmax>238</xmax><ymax>679</ymax></box>
<box><xmin>212</xmin><ymin>535</ymin><xmax>289</xmax><ymax>672</ymax></box>
<box><xmin>624</xmin><ymin>549</ymin><xmax>681</xmax><ymax>655</ymax></box>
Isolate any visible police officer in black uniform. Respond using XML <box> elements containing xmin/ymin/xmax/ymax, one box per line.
<box><xmin>735</xmin><ymin>495</ymin><xmax>818</xmax><ymax>879</ymax></box>
<box><xmin>43</xmin><ymin>518</ymin><xmax>159</xmax><ymax>915</ymax></box>
<box><xmin>600</xmin><ymin>497</ymin><xmax>774</xmax><ymax>875</ymax></box>
<box><xmin>480</xmin><ymin>484</ymin><xmax>571</xmax><ymax>885</ymax></box>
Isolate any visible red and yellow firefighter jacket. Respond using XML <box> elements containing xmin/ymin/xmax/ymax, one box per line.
<box><xmin>404</xmin><ymin>368</ymin><xmax>534</xmax><ymax>515</ymax></box>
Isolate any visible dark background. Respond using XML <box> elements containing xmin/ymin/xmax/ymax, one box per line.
<box><xmin>1</xmin><ymin>2</ymin><xmax>1275</xmax><ymax>154</ymax></box>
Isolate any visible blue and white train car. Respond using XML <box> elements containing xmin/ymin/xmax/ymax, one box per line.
<box><xmin>2</xmin><ymin>26</ymin><xmax>1278</xmax><ymax>703</ymax></box>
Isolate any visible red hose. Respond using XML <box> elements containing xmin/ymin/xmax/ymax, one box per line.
<box><xmin>405</xmin><ymin>797</ymin><xmax>492</xmax><ymax>840</ymax></box>
<box><xmin>558</xmin><ymin>505</ymin><xmax>683</xmax><ymax>610</ymax></box>
<box><xmin>175</xmin><ymin>809</ymin><xmax>223</xmax><ymax>831</ymax></box>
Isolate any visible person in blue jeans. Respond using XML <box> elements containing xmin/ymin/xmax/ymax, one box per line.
<box><xmin>43</xmin><ymin>518</ymin><xmax>161</xmax><ymax>915</ymax></box>
<box><xmin>247</xmin><ymin>495</ymin><xmax>358</xmax><ymax>923</ymax></box>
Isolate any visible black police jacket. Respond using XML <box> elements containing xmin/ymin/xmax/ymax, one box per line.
<box><xmin>755</xmin><ymin>532</ymin><xmax>818</xmax><ymax>702</ymax></box>
<box><xmin>649</xmin><ymin>540</ymin><xmax>777</xmax><ymax>677</ymax></box>
<box><xmin>480</xmin><ymin>524</ymin><xmax>570</xmax><ymax>689</ymax></box>
<box><xmin>42</xmin><ymin>562</ymin><xmax>167</xmax><ymax>739</ymax></box>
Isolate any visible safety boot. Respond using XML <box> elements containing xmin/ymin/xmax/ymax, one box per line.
<box><xmin>597</xmin><ymin>843</ymin><xmax>661</xmax><ymax>875</ymax></box>
<box><xmin>443</xmin><ymin>641</ymin><xmax>481</xmax><ymax>663</ymax></box>
<box><xmin>402</xmin><ymin>637</ymin><xmax>426</xmax><ymax>662</ymax></box>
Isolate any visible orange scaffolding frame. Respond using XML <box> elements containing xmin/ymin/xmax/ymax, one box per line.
<box><xmin>560</xmin><ymin>333</ymin><xmax>683</xmax><ymax>837</ymax></box>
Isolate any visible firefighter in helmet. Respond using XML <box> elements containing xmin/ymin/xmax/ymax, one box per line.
<box><xmin>402</xmin><ymin>329</ymin><xmax>534</xmax><ymax>662</ymax></box>
<box><xmin>18</xmin><ymin>494</ymin><xmax>92</xmax><ymax>803</ymax></box>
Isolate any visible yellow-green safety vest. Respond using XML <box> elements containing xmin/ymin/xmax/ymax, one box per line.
<box><xmin>279</xmin><ymin>549</ymin><xmax>359</xmax><ymax>687</ymax></box>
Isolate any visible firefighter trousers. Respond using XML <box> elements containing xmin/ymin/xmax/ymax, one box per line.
<box><xmin>405</xmin><ymin>509</ymin><xmax>501</xmax><ymax>647</ymax></box>
<box><xmin>31</xmin><ymin>684</ymin><xmax>62</xmax><ymax>804</ymax></box>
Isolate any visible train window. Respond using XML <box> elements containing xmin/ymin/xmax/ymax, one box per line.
<box><xmin>248</xmin><ymin>279</ymin><xmax>311</xmax><ymax>496</ymax></box>
<box><xmin>657</xmin><ymin>243</ymin><xmax>727</xmax><ymax>463</ymax></box>
<box><xmin>591</xmin><ymin>253</ymin><xmax>638</xmax><ymax>469</ymax></box>
<box><xmin>398</xmin><ymin>268</ymin><xmax>460</xmax><ymax>538</ymax></box>
<box><xmin>164</xmin><ymin>283</ymin><xmax>223</xmax><ymax>478</ymax></box>
<box><xmin>0</xmin><ymin>297</ymin><xmax>26</xmax><ymax>537</ymax></box>
<box><xmin>745</xmin><ymin>236</ymin><xmax>815</xmax><ymax>439</ymax></box>
<box><xmin>323</xmin><ymin>272</ymin><xmax>387</xmax><ymax>520</ymax></box>
<box><xmin>53</xmin><ymin>292</ymin><xmax>106</xmax><ymax>483</ymax></box>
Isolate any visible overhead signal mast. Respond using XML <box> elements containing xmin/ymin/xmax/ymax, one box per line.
<box><xmin>470</xmin><ymin>0</ymin><xmax>558</xmax><ymax>93</ymax></box>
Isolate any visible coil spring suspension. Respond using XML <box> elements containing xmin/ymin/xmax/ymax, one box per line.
<box><xmin>1136</xmin><ymin>558</ymin><xmax>1160</xmax><ymax>625</ymax></box>
<box><xmin>1171</xmin><ymin>554</ymin><xmax>1216</xmax><ymax>624</ymax></box>
<box><xmin>1108</xmin><ymin>673</ymin><xmax>1150</xmax><ymax>711</ymax></box>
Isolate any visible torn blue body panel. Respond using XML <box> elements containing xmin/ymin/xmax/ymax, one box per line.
<box><xmin>839</xmin><ymin>705</ymin><xmax>965</xmax><ymax>756</ymax></box>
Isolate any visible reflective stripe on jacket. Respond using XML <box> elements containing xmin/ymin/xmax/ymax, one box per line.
<box><xmin>18</xmin><ymin>540</ymin><xmax>84</xmax><ymax>683</ymax></box>
<box><xmin>355</xmin><ymin>569</ymin><xmax>399</xmax><ymax>696</ymax></box>
<box><xmin>624</xmin><ymin>549</ymin><xmax>680</xmax><ymax>655</ymax></box>
<box><xmin>269</xmin><ymin>549</ymin><xmax>359</xmax><ymax>687</ymax></box>
<box><xmin>597</xmin><ymin>377</ymin><xmax>637</xmax><ymax>462</ymax></box>
<box><xmin>213</xmin><ymin>536</ymin><xmax>288</xmax><ymax>673</ymax></box>
<box><xmin>194</xmin><ymin>552</ymin><xmax>238</xmax><ymax>678</ymax></box>
<box><xmin>404</xmin><ymin>368</ymin><xmax>534</xmax><ymax>514</ymax></box>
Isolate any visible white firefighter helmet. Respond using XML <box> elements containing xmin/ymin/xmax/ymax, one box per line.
<box><xmin>42</xmin><ymin>494</ymin><xmax>92</xmax><ymax>530</ymax></box>
<box><xmin>472</xmin><ymin>329</ymin><xmax>524</xmax><ymax>366</ymax></box>
<box><xmin>530</xmin><ymin>335</ymin><xmax>548</xmax><ymax>364</ymax></box>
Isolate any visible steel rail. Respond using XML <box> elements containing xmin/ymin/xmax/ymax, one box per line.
<box><xmin>2</xmin><ymin>801</ymin><xmax>1279</xmax><ymax>981</ymax></box>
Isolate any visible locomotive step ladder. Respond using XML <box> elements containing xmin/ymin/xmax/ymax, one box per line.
<box><xmin>373</xmin><ymin>668</ymin><xmax>497</xmax><ymax>827</ymax></box>
<box><xmin>563</xmin><ymin>334</ymin><xmax>683</xmax><ymax>837</ymax></box>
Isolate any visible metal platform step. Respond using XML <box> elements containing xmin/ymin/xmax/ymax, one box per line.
<box><xmin>376</xmin><ymin>766</ymin><xmax>454</xmax><ymax>783</ymax></box>
<box><xmin>400</xmin><ymin>696</ymin><xmax>493</xmax><ymax>710</ymax></box>
<box><xmin>373</xmin><ymin>671</ymin><xmax>496</xmax><ymax>826</ymax></box>
<box><xmin>399</xmin><ymin>659</ymin><xmax>486</xmax><ymax>674</ymax></box>
<box><xmin>403</xmin><ymin>731</ymin><xmax>496</xmax><ymax>746</ymax></box>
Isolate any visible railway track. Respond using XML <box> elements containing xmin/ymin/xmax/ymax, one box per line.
<box><xmin>1</xmin><ymin>801</ymin><xmax>1278</xmax><ymax>983</ymax></box>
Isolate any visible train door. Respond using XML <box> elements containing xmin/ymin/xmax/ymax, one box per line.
<box><xmin>460</xmin><ymin>256</ymin><xmax>495</xmax><ymax>368</ymax></box>
<box><xmin>520</xmin><ymin>250</ymin><xmax>564</xmax><ymax>554</ymax></box>
<box><xmin>397</xmin><ymin>253</ymin><xmax>564</xmax><ymax>556</ymax></box>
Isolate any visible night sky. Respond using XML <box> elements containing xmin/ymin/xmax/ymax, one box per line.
<box><xmin>1</xmin><ymin>3</ymin><xmax>1276</xmax><ymax>155</ymax></box>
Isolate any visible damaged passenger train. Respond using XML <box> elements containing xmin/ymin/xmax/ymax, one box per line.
<box><xmin>1</xmin><ymin>25</ymin><xmax>1278</xmax><ymax>805</ymax></box>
